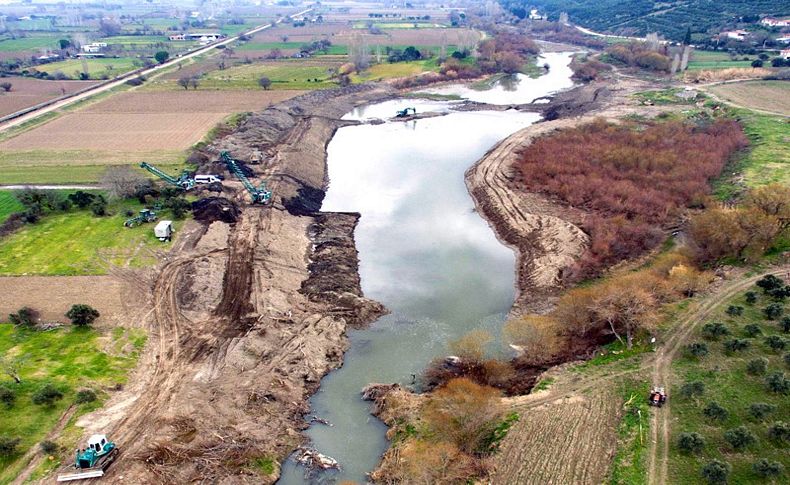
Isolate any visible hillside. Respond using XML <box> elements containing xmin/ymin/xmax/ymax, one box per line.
<box><xmin>500</xmin><ymin>0</ymin><xmax>790</xmax><ymax>40</ymax></box>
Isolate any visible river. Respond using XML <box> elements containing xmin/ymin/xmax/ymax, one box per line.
<box><xmin>278</xmin><ymin>52</ymin><xmax>575</xmax><ymax>484</ymax></box>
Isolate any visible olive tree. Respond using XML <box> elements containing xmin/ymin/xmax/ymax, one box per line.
<box><xmin>66</xmin><ymin>304</ymin><xmax>100</xmax><ymax>326</ymax></box>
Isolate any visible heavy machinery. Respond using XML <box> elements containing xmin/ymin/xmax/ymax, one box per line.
<box><xmin>649</xmin><ymin>386</ymin><xmax>667</xmax><ymax>407</ymax></box>
<box><xmin>139</xmin><ymin>162</ymin><xmax>195</xmax><ymax>190</ymax></box>
<box><xmin>396</xmin><ymin>107</ymin><xmax>416</xmax><ymax>118</ymax></box>
<box><xmin>124</xmin><ymin>208</ymin><xmax>157</xmax><ymax>228</ymax></box>
<box><xmin>220</xmin><ymin>151</ymin><xmax>271</xmax><ymax>204</ymax></box>
<box><xmin>57</xmin><ymin>434</ymin><xmax>119</xmax><ymax>482</ymax></box>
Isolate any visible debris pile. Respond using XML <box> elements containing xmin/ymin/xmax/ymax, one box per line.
<box><xmin>191</xmin><ymin>197</ymin><xmax>240</xmax><ymax>224</ymax></box>
<box><xmin>294</xmin><ymin>447</ymin><xmax>340</xmax><ymax>471</ymax></box>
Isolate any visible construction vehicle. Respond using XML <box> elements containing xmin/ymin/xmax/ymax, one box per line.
<box><xmin>649</xmin><ymin>386</ymin><xmax>667</xmax><ymax>407</ymax></box>
<box><xmin>124</xmin><ymin>208</ymin><xmax>157</xmax><ymax>228</ymax></box>
<box><xmin>57</xmin><ymin>434</ymin><xmax>119</xmax><ymax>482</ymax></box>
<box><xmin>220</xmin><ymin>151</ymin><xmax>271</xmax><ymax>204</ymax></box>
<box><xmin>139</xmin><ymin>162</ymin><xmax>195</xmax><ymax>190</ymax></box>
<box><xmin>396</xmin><ymin>107</ymin><xmax>417</xmax><ymax>118</ymax></box>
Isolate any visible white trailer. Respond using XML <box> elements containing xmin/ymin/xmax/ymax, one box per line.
<box><xmin>154</xmin><ymin>220</ymin><xmax>173</xmax><ymax>242</ymax></box>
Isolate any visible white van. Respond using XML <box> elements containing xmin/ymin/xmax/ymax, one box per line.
<box><xmin>194</xmin><ymin>174</ymin><xmax>221</xmax><ymax>184</ymax></box>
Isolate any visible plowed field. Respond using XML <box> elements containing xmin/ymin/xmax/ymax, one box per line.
<box><xmin>0</xmin><ymin>77</ymin><xmax>98</xmax><ymax>118</ymax></box>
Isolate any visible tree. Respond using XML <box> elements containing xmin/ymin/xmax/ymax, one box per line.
<box><xmin>75</xmin><ymin>389</ymin><xmax>97</xmax><ymax>404</ymax></box>
<box><xmin>58</xmin><ymin>39</ymin><xmax>71</xmax><ymax>50</ymax></box>
<box><xmin>687</xmin><ymin>342</ymin><xmax>708</xmax><ymax>358</ymax></box>
<box><xmin>100</xmin><ymin>166</ymin><xmax>147</xmax><ymax>199</ymax></box>
<box><xmin>723</xmin><ymin>426</ymin><xmax>756</xmax><ymax>450</ymax></box>
<box><xmin>701</xmin><ymin>322</ymin><xmax>730</xmax><ymax>340</ymax></box>
<box><xmin>764</xmin><ymin>303</ymin><xmax>784</xmax><ymax>320</ymax></box>
<box><xmin>177</xmin><ymin>76</ymin><xmax>191</xmax><ymax>90</ymax></box>
<box><xmin>590</xmin><ymin>284</ymin><xmax>658</xmax><ymax>349</ymax></box>
<box><xmin>258</xmin><ymin>76</ymin><xmax>272</xmax><ymax>90</ymax></box>
<box><xmin>781</xmin><ymin>317</ymin><xmax>790</xmax><ymax>333</ymax></box>
<box><xmin>0</xmin><ymin>82</ymin><xmax>11</xmax><ymax>92</ymax></box>
<box><xmin>98</xmin><ymin>18</ymin><xmax>121</xmax><ymax>36</ymax></box>
<box><xmin>0</xmin><ymin>436</ymin><xmax>21</xmax><ymax>457</ymax></box>
<box><xmin>449</xmin><ymin>330</ymin><xmax>492</xmax><ymax>362</ymax></box>
<box><xmin>748</xmin><ymin>402</ymin><xmax>775</xmax><ymax>421</ymax></box>
<box><xmin>747</xmin><ymin>358</ymin><xmax>769</xmax><ymax>375</ymax></box>
<box><xmin>768</xmin><ymin>421</ymin><xmax>789</xmax><ymax>442</ymax></box>
<box><xmin>725</xmin><ymin>305</ymin><xmax>743</xmax><ymax>316</ymax></box>
<box><xmin>684</xmin><ymin>27</ymin><xmax>692</xmax><ymax>46</ymax></box>
<box><xmin>757</xmin><ymin>275</ymin><xmax>785</xmax><ymax>293</ymax></box>
<box><xmin>154</xmin><ymin>51</ymin><xmax>170</xmax><ymax>64</ymax></box>
<box><xmin>745</xmin><ymin>291</ymin><xmax>757</xmax><ymax>305</ymax></box>
<box><xmin>32</xmin><ymin>384</ymin><xmax>64</xmax><ymax>406</ymax></box>
<box><xmin>423</xmin><ymin>377</ymin><xmax>502</xmax><ymax>454</ymax></box>
<box><xmin>765</xmin><ymin>335</ymin><xmax>787</xmax><ymax>352</ymax></box>
<box><xmin>90</xmin><ymin>196</ymin><xmax>107</xmax><ymax>216</ymax></box>
<box><xmin>703</xmin><ymin>402</ymin><xmax>728</xmax><ymax>421</ymax></box>
<box><xmin>0</xmin><ymin>354</ymin><xmax>23</xmax><ymax>384</ymax></box>
<box><xmin>165</xmin><ymin>197</ymin><xmax>190</xmax><ymax>219</ymax></box>
<box><xmin>68</xmin><ymin>191</ymin><xmax>95</xmax><ymax>209</ymax></box>
<box><xmin>724</xmin><ymin>338</ymin><xmax>750</xmax><ymax>353</ymax></box>
<box><xmin>65</xmin><ymin>304</ymin><xmax>100</xmax><ymax>326</ymax></box>
<box><xmin>40</xmin><ymin>440</ymin><xmax>58</xmax><ymax>455</ymax></box>
<box><xmin>743</xmin><ymin>324</ymin><xmax>762</xmax><ymax>338</ymax></box>
<box><xmin>680</xmin><ymin>381</ymin><xmax>705</xmax><ymax>398</ymax></box>
<box><xmin>8</xmin><ymin>307</ymin><xmax>39</xmax><ymax>327</ymax></box>
<box><xmin>0</xmin><ymin>386</ymin><xmax>14</xmax><ymax>408</ymax></box>
<box><xmin>701</xmin><ymin>460</ymin><xmax>730</xmax><ymax>484</ymax></box>
<box><xmin>765</xmin><ymin>372</ymin><xmax>789</xmax><ymax>394</ymax></box>
<box><xmin>503</xmin><ymin>315</ymin><xmax>559</xmax><ymax>362</ymax></box>
<box><xmin>678</xmin><ymin>432</ymin><xmax>705</xmax><ymax>453</ymax></box>
<box><xmin>495</xmin><ymin>51</ymin><xmax>524</xmax><ymax>74</ymax></box>
<box><xmin>189</xmin><ymin>77</ymin><xmax>199</xmax><ymax>90</ymax></box>
<box><xmin>753</xmin><ymin>459</ymin><xmax>783</xmax><ymax>478</ymax></box>
<box><xmin>751</xmin><ymin>59</ymin><xmax>764</xmax><ymax>68</ymax></box>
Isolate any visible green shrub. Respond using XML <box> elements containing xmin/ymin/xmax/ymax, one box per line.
<box><xmin>701</xmin><ymin>459</ymin><xmax>731</xmax><ymax>484</ymax></box>
<box><xmin>753</xmin><ymin>458</ymin><xmax>783</xmax><ymax>478</ymax></box>
<box><xmin>768</xmin><ymin>421</ymin><xmax>789</xmax><ymax>442</ymax></box>
<box><xmin>725</xmin><ymin>305</ymin><xmax>743</xmax><ymax>316</ymax></box>
<box><xmin>40</xmin><ymin>440</ymin><xmax>58</xmax><ymax>455</ymax></box>
<box><xmin>764</xmin><ymin>303</ymin><xmax>784</xmax><ymax>320</ymax></box>
<box><xmin>723</xmin><ymin>338</ymin><xmax>750</xmax><ymax>353</ymax></box>
<box><xmin>31</xmin><ymin>383</ymin><xmax>63</xmax><ymax>406</ymax></box>
<box><xmin>678</xmin><ymin>432</ymin><xmax>705</xmax><ymax>453</ymax></box>
<box><xmin>90</xmin><ymin>195</ymin><xmax>107</xmax><ymax>216</ymax></box>
<box><xmin>75</xmin><ymin>389</ymin><xmax>97</xmax><ymax>404</ymax></box>
<box><xmin>765</xmin><ymin>372</ymin><xmax>789</xmax><ymax>394</ymax></box>
<box><xmin>785</xmin><ymin>353</ymin><xmax>790</xmax><ymax>368</ymax></box>
<box><xmin>765</xmin><ymin>335</ymin><xmax>787</xmax><ymax>352</ymax></box>
<box><xmin>702</xmin><ymin>322</ymin><xmax>730</xmax><ymax>340</ymax></box>
<box><xmin>743</xmin><ymin>324</ymin><xmax>762</xmax><ymax>338</ymax></box>
<box><xmin>0</xmin><ymin>436</ymin><xmax>21</xmax><ymax>457</ymax></box>
<box><xmin>687</xmin><ymin>342</ymin><xmax>709</xmax><ymax>358</ymax></box>
<box><xmin>781</xmin><ymin>317</ymin><xmax>790</xmax><ymax>333</ymax></box>
<box><xmin>748</xmin><ymin>402</ymin><xmax>776</xmax><ymax>421</ymax></box>
<box><xmin>745</xmin><ymin>291</ymin><xmax>757</xmax><ymax>305</ymax></box>
<box><xmin>65</xmin><ymin>304</ymin><xmax>100</xmax><ymax>326</ymax></box>
<box><xmin>757</xmin><ymin>275</ymin><xmax>784</xmax><ymax>293</ymax></box>
<box><xmin>8</xmin><ymin>307</ymin><xmax>39</xmax><ymax>327</ymax></box>
<box><xmin>680</xmin><ymin>381</ymin><xmax>705</xmax><ymax>398</ymax></box>
<box><xmin>723</xmin><ymin>426</ymin><xmax>756</xmax><ymax>450</ymax></box>
<box><xmin>0</xmin><ymin>385</ymin><xmax>14</xmax><ymax>408</ymax></box>
<box><xmin>746</xmin><ymin>358</ymin><xmax>769</xmax><ymax>376</ymax></box>
<box><xmin>703</xmin><ymin>401</ymin><xmax>729</xmax><ymax>421</ymax></box>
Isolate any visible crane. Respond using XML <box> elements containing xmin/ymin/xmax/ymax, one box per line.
<box><xmin>139</xmin><ymin>162</ymin><xmax>195</xmax><ymax>190</ymax></box>
<box><xmin>220</xmin><ymin>151</ymin><xmax>271</xmax><ymax>204</ymax></box>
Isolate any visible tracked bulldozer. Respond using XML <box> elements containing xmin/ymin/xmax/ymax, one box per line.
<box><xmin>57</xmin><ymin>434</ymin><xmax>119</xmax><ymax>482</ymax></box>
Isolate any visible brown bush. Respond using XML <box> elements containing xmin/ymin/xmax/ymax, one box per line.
<box><xmin>374</xmin><ymin>439</ymin><xmax>488</xmax><ymax>484</ymax></box>
<box><xmin>605</xmin><ymin>42</ymin><xmax>671</xmax><ymax>72</ymax></box>
<box><xmin>449</xmin><ymin>330</ymin><xmax>492</xmax><ymax>362</ymax></box>
<box><xmin>515</xmin><ymin>118</ymin><xmax>747</xmax><ymax>278</ymax></box>
<box><xmin>503</xmin><ymin>315</ymin><xmax>560</xmax><ymax>363</ymax></box>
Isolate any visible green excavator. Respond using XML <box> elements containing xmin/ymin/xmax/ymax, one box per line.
<box><xmin>220</xmin><ymin>151</ymin><xmax>271</xmax><ymax>204</ymax></box>
<box><xmin>139</xmin><ymin>162</ymin><xmax>195</xmax><ymax>190</ymax></box>
<box><xmin>396</xmin><ymin>107</ymin><xmax>417</xmax><ymax>118</ymax></box>
<box><xmin>57</xmin><ymin>434</ymin><xmax>119</xmax><ymax>482</ymax></box>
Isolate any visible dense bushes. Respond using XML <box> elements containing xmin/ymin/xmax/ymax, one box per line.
<box><xmin>606</xmin><ymin>42</ymin><xmax>671</xmax><ymax>71</ymax></box>
<box><xmin>515</xmin><ymin>119</ymin><xmax>747</xmax><ymax>279</ymax></box>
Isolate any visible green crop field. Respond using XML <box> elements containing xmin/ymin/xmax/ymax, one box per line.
<box><xmin>352</xmin><ymin>59</ymin><xmax>439</xmax><ymax>81</ymax></box>
<box><xmin>686</xmin><ymin>51</ymin><xmax>756</xmax><ymax>71</ymax></box>
<box><xmin>0</xmin><ymin>200</ymin><xmax>181</xmax><ymax>276</ymax></box>
<box><xmin>33</xmin><ymin>57</ymin><xmax>140</xmax><ymax>80</ymax></box>
<box><xmin>0</xmin><ymin>35</ymin><xmax>58</xmax><ymax>52</ymax></box>
<box><xmin>0</xmin><ymin>192</ymin><xmax>24</xmax><ymax>223</ymax></box>
<box><xmin>669</xmin><ymin>286</ymin><xmax>790</xmax><ymax>484</ymax></box>
<box><xmin>0</xmin><ymin>323</ymin><xmax>145</xmax><ymax>483</ymax></box>
<box><xmin>191</xmin><ymin>61</ymin><xmax>339</xmax><ymax>90</ymax></box>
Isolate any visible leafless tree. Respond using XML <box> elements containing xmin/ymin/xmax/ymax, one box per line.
<box><xmin>177</xmin><ymin>76</ymin><xmax>190</xmax><ymax>90</ymax></box>
<box><xmin>0</xmin><ymin>354</ymin><xmax>24</xmax><ymax>384</ymax></box>
<box><xmin>100</xmin><ymin>166</ymin><xmax>148</xmax><ymax>199</ymax></box>
<box><xmin>0</xmin><ymin>82</ymin><xmax>11</xmax><ymax>92</ymax></box>
<box><xmin>348</xmin><ymin>33</ymin><xmax>370</xmax><ymax>71</ymax></box>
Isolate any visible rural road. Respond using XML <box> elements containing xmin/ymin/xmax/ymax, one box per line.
<box><xmin>0</xmin><ymin>185</ymin><xmax>98</xmax><ymax>190</ymax></box>
<box><xmin>0</xmin><ymin>8</ymin><xmax>312</xmax><ymax>134</ymax></box>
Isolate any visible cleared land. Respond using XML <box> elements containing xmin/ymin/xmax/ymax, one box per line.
<box><xmin>707</xmin><ymin>81</ymin><xmax>790</xmax><ymax>117</ymax></box>
<box><xmin>0</xmin><ymin>78</ymin><xmax>99</xmax><ymax>118</ymax></box>
<box><xmin>0</xmin><ymin>90</ymin><xmax>301</xmax><ymax>183</ymax></box>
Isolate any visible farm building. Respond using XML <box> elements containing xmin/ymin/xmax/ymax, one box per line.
<box><xmin>169</xmin><ymin>33</ymin><xmax>224</xmax><ymax>42</ymax></box>
<box><xmin>720</xmin><ymin>30</ymin><xmax>748</xmax><ymax>41</ymax></box>
<box><xmin>761</xmin><ymin>17</ymin><xmax>790</xmax><ymax>27</ymax></box>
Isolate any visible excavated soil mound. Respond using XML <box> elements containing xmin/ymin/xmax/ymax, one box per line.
<box><xmin>283</xmin><ymin>185</ymin><xmax>325</xmax><ymax>216</ymax></box>
<box><xmin>192</xmin><ymin>197</ymin><xmax>241</xmax><ymax>223</ymax></box>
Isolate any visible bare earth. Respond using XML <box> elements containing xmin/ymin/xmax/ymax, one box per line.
<box><xmin>706</xmin><ymin>80</ymin><xmax>790</xmax><ymax>117</ymax></box>
<box><xmin>0</xmin><ymin>77</ymin><xmax>99</xmax><ymax>118</ymax></box>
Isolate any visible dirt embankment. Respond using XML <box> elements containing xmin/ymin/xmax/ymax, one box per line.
<box><xmin>63</xmin><ymin>84</ymin><xmax>396</xmax><ymax>484</ymax></box>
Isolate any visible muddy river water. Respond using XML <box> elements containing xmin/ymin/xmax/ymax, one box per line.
<box><xmin>278</xmin><ymin>52</ymin><xmax>575</xmax><ymax>484</ymax></box>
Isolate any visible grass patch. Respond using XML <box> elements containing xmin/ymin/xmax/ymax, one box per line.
<box><xmin>532</xmin><ymin>377</ymin><xmax>554</xmax><ymax>392</ymax></box>
<box><xmin>0</xmin><ymin>34</ymin><xmax>58</xmax><ymax>52</ymax></box>
<box><xmin>609</xmin><ymin>379</ymin><xmax>650</xmax><ymax>485</ymax></box>
<box><xmin>184</xmin><ymin>60</ymin><xmax>337</xmax><ymax>90</ymax></box>
<box><xmin>352</xmin><ymin>59</ymin><xmax>438</xmax><ymax>82</ymax></box>
<box><xmin>575</xmin><ymin>341</ymin><xmax>652</xmax><ymax>372</ymax></box>
<box><xmin>0</xmin><ymin>191</ymin><xmax>24</xmax><ymax>223</ymax></box>
<box><xmin>668</xmin><ymin>288</ymin><xmax>790</xmax><ymax>484</ymax></box>
<box><xmin>0</xmin><ymin>323</ymin><xmax>144</xmax><ymax>482</ymax></box>
<box><xmin>250</xmin><ymin>456</ymin><xmax>277</xmax><ymax>475</ymax></box>
<box><xmin>686</xmin><ymin>51</ymin><xmax>755</xmax><ymax>71</ymax></box>
<box><xmin>32</xmin><ymin>57</ymin><xmax>140</xmax><ymax>80</ymax></box>
<box><xmin>0</xmin><ymin>199</ymin><xmax>180</xmax><ymax>275</ymax></box>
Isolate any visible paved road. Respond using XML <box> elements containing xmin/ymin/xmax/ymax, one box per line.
<box><xmin>0</xmin><ymin>8</ymin><xmax>312</xmax><ymax>133</ymax></box>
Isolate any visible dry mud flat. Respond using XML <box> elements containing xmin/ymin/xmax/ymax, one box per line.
<box><xmin>63</xmin><ymin>85</ymin><xmax>394</xmax><ymax>484</ymax></box>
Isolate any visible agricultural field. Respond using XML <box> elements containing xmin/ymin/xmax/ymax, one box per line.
<box><xmin>0</xmin><ymin>77</ymin><xmax>99</xmax><ymax>118</ymax></box>
<box><xmin>30</xmin><ymin>57</ymin><xmax>140</xmax><ymax>80</ymax></box>
<box><xmin>158</xmin><ymin>59</ymin><xmax>343</xmax><ymax>90</ymax></box>
<box><xmin>730</xmin><ymin>110</ymin><xmax>790</xmax><ymax>190</ymax></box>
<box><xmin>707</xmin><ymin>81</ymin><xmax>790</xmax><ymax>117</ymax></box>
<box><xmin>669</xmin><ymin>282</ymin><xmax>790</xmax><ymax>484</ymax></box>
<box><xmin>0</xmin><ymin>90</ymin><xmax>300</xmax><ymax>184</ymax></box>
<box><xmin>0</xmin><ymin>191</ymin><xmax>23</xmax><ymax>223</ymax></box>
<box><xmin>686</xmin><ymin>51</ymin><xmax>756</xmax><ymax>71</ymax></box>
<box><xmin>0</xmin><ymin>323</ymin><xmax>144</xmax><ymax>483</ymax></box>
<box><xmin>352</xmin><ymin>59</ymin><xmax>439</xmax><ymax>82</ymax></box>
<box><xmin>0</xmin><ymin>34</ymin><xmax>59</xmax><ymax>53</ymax></box>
